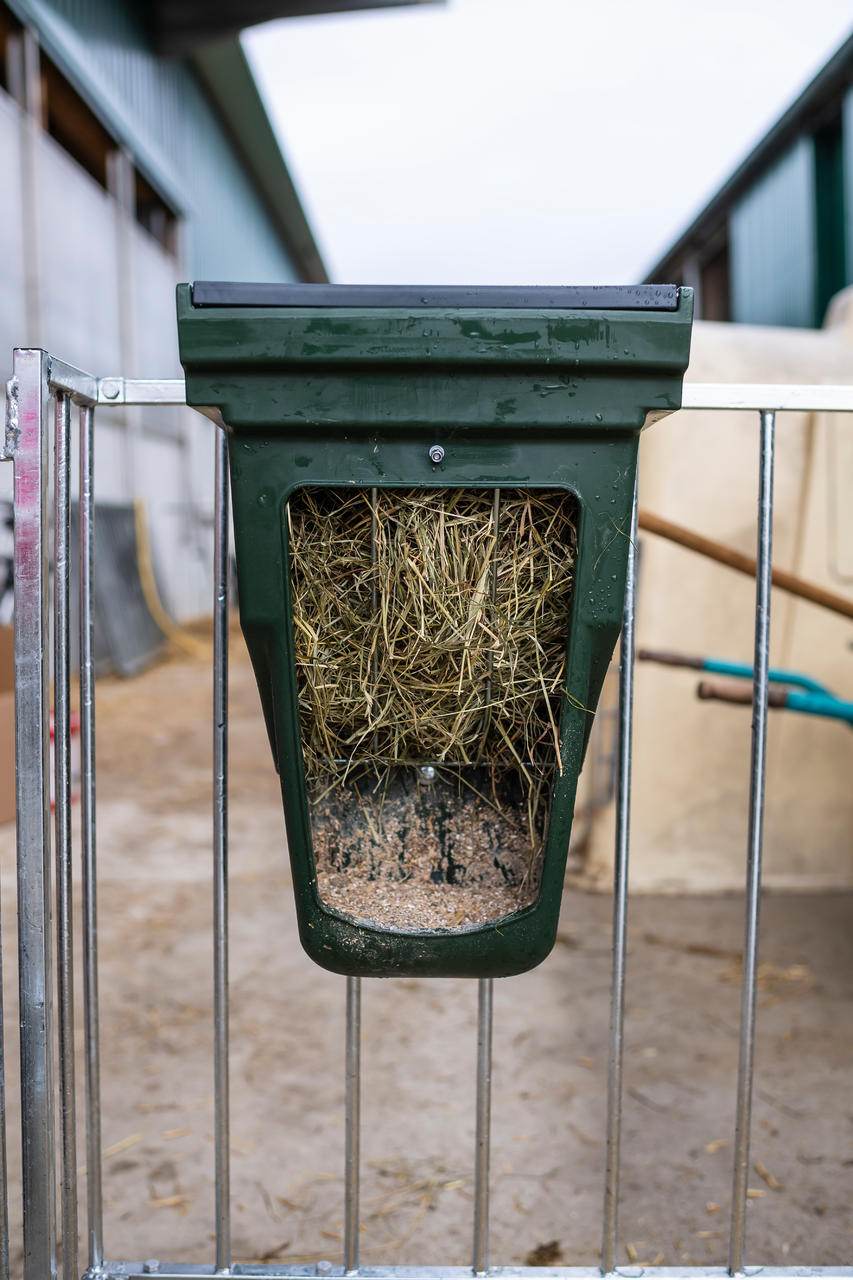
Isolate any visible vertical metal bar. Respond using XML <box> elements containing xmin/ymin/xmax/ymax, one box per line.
<box><xmin>473</xmin><ymin>492</ymin><xmax>500</xmax><ymax>1274</ymax></box>
<box><xmin>344</xmin><ymin>976</ymin><xmax>361</xmax><ymax>1273</ymax></box>
<box><xmin>370</xmin><ymin>488</ymin><xmax>379</xmax><ymax>574</ymax></box>
<box><xmin>481</xmin><ymin>489</ymin><xmax>501</xmax><ymax>734</ymax></box>
<box><xmin>54</xmin><ymin>391</ymin><xmax>78</xmax><ymax>1280</ymax></box>
<box><xmin>369</xmin><ymin>488</ymin><xmax>379</xmax><ymax>749</ymax></box>
<box><xmin>0</xmin><ymin>877</ymin><xmax>9</xmax><ymax>1280</ymax></box>
<box><xmin>472</xmin><ymin>977</ymin><xmax>493</xmax><ymax>1275</ymax></box>
<box><xmin>343</xmin><ymin>486</ymin><xmax>375</xmax><ymax>1274</ymax></box>
<box><xmin>369</xmin><ymin>485</ymin><xmax>380</xmax><ymax>723</ymax></box>
<box><xmin>489</xmin><ymin>489</ymin><xmax>500</xmax><ymax>609</ymax></box>
<box><xmin>14</xmin><ymin>348</ymin><xmax>57</xmax><ymax>1280</ymax></box>
<box><xmin>601</xmin><ymin>474</ymin><xmax>639</xmax><ymax>1275</ymax></box>
<box><xmin>79</xmin><ymin>403</ymin><xmax>104</xmax><ymax>1270</ymax></box>
<box><xmin>729</xmin><ymin>410</ymin><xmax>775</xmax><ymax>1275</ymax></box>
<box><xmin>213</xmin><ymin>428</ymin><xmax>231</xmax><ymax>1274</ymax></box>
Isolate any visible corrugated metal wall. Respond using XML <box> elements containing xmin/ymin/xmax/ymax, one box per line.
<box><xmin>730</xmin><ymin>137</ymin><xmax>817</xmax><ymax>328</ymax></box>
<box><xmin>17</xmin><ymin>0</ymin><xmax>299</xmax><ymax>281</ymax></box>
<box><xmin>0</xmin><ymin>0</ymin><xmax>309</xmax><ymax>624</ymax></box>
<box><xmin>844</xmin><ymin>86</ymin><xmax>853</xmax><ymax>294</ymax></box>
<box><xmin>0</xmin><ymin>90</ymin><xmax>221</xmax><ymax>618</ymax></box>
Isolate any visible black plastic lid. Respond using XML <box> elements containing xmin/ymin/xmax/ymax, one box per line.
<box><xmin>191</xmin><ymin>282</ymin><xmax>679</xmax><ymax>311</ymax></box>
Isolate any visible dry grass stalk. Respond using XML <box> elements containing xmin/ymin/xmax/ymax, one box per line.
<box><xmin>288</xmin><ymin>487</ymin><xmax>577</xmax><ymax>782</ymax></box>
<box><xmin>287</xmin><ymin>487</ymin><xmax>578</xmax><ymax>922</ymax></box>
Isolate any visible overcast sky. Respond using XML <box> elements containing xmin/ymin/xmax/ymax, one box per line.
<box><xmin>244</xmin><ymin>1</ymin><xmax>853</xmax><ymax>285</ymax></box>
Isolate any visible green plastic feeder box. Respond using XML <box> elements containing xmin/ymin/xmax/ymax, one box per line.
<box><xmin>177</xmin><ymin>282</ymin><xmax>693</xmax><ymax>979</ymax></box>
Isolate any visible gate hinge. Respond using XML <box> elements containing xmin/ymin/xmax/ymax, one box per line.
<box><xmin>2</xmin><ymin>376</ymin><xmax>18</xmax><ymax>460</ymax></box>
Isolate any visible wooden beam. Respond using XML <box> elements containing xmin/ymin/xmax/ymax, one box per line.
<box><xmin>638</xmin><ymin>508</ymin><xmax>853</xmax><ymax>622</ymax></box>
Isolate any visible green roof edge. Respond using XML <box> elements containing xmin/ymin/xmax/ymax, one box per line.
<box><xmin>192</xmin><ymin>37</ymin><xmax>328</xmax><ymax>283</ymax></box>
<box><xmin>643</xmin><ymin>26</ymin><xmax>853</xmax><ymax>282</ymax></box>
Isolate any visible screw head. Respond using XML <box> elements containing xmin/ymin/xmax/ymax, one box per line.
<box><xmin>429</xmin><ymin>444</ymin><xmax>445</xmax><ymax>464</ymax></box>
<box><xmin>419</xmin><ymin>765</ymin><xmax>436</xmax><ymax>782</ymax></box>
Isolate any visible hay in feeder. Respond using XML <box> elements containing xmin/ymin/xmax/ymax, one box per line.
<box><xmin>287</xmin><ymin>487</ymin><xmax>578</xmax><ymax>930</ymax></box>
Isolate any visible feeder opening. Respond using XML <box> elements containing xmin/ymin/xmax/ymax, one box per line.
<box><xmin>287</xmin><ymin>487</ymin><xmax>579</xmax><ymax>933</ymax></box>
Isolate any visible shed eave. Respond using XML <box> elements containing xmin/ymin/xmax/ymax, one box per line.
<box><xmin>151</xmin><ymin>1</ymin><xmax>442</xmax><ymax>58</ymax></box>
<box><xmin>643</xmin><ymin>26</ymin><xmax>853</xmax><ymax>280</ymax></box>
<box><xmin>191</xmin><ymin>37</ymin><xmax>328</xmax><ymax>282</ymax></box>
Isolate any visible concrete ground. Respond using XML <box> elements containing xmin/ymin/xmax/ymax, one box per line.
<box><xmin>0</xmin><ymin>634</ymin><xmax>851</xmax><ymax>1274</ymax></box>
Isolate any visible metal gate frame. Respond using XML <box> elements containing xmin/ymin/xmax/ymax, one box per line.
<box><xmin>1</xmin><ymin>349</ymin><xmax>852</xmax><ymax>1280</ymax></box>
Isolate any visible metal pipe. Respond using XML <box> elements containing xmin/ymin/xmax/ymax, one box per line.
<box><xmin>728</xmin><ymin>411</ymin><xmax>775</xmax><ymax>1275</ymax></box>
<box><xmin>54</xmin><ymin>391</ymin><xmax>78</xmax><ymax>1280</ymax></box>
<box><xmin>681</xmin><ymin>382</ymin><xmax>853</xmax><ymax>412</ymax></box>
<box><xmin>638</xmin><ymin>648</ymin><xmax>830</xmax><ymax>695</ymax></box>
<box><xmin>481</xmin><ymin>489</ymin><xmax>501</xmax><ymax>737</ymax></box>
<box><xmin>344</xmin><ymin>976</ymin><xmax>362</xmax><ymax>1273</ymax></box>
<box><xmin>370</xmin><ymin>486</ymin><xmax>379</xmax><ymax>697</ymax></box>
<box><xmin>342</xmin><ymin>488</ymin><xmax>375</xmax><ymax>1276</ymax></box>
<box><xmin>213</xmin><ymin>428</ymin><xmax>231</xmax><ymax>1274</ymax></box>
<box><xmin>79</xmin><ymin>1265</ymin><xmax>853</xmax><ymax>1280</ymax></box>
<box><xmin>697</xmin><ymin>679</ymin><xmax>788</xmax><ymax>711</ymax></box>
<box><xmin>79</xmin><ymin>403</ymin><xmax>104</xmax><ymax>1270</ymax></box>
<box><xmin>472</xmin><ymin>977</ymin><xmax>493</xmax><ymax>1275</ymax></box>
<box><xmin>490</xmin><ymin>489</ymin><xmax>500</xmax><ymax>608</ymax></box>
<box><xmin>601</xmin><ymin>475</ymin><xmax>639</xmax><ymax>1274</ymax></box>
<box><xmin>0</xmin><ymin>876</ymin><xmax>9</xmax><ymax>1280</ymax></box>
<box><xmin>97</xmin><ymin>377</ymin><xmax>186</xmax><ymax>407</ymax></box>
<box><xmin>13</xmin><ymin>349</ymin><xmax>57</xmax><ymax>1280</ymax></box>
<box><xmin>36</xmin><ymin>376</ymin><xmax>853</xmax><ymax>417</ymax></box>
<box><xmin>370</xmin><ymin>488</ymin><xmax>379</xmax><ymax>590</ymax></box>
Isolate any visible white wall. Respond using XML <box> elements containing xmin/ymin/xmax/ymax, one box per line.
<box><xmin>579</xmin><ymin>306</ymin><xmax>853</xmax><ymax>893</ymax></box>
<box><xmin>0</xmin><ymin>87</ymin><xmax>215</xmax><ymax>622</ymax></box>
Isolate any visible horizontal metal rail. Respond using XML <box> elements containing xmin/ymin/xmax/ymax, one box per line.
<box><xmin>97</xmin><ymin>377</ymin><xmax>187</xmax><ymax>407</ymax></box>
<box><xmin>34</xmin><ymin>371</ymin><xmax>853</xmax><ymax>415</ymax></box>
<box><xmin>681</xmin><ymin>383</ymin><xmax>853</xmax><ymax>412</ymax></box>
<box><xmin>95</xmin><ymin>1267</ymin><xmax>853</xmax><ymax>1280</ymax></box>
<box><xmin>44</xmin><ymin>364</ymin><xmax>186</xmax><ymax>408</ymax></box>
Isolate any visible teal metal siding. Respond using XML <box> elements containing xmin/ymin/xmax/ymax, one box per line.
<box><xmin>182</xmin><ymin>79</ymin><xmax>303</xmax><ymax>280</ymax></box>
<box><xmin>844</xmin><ymin>87</ymin><xmax>853</xmax><ymax>292</ymax></box>
<box><xmin>814</xmin><ymin>112</ymin><xmax>847</xmax><ymax>322</ymax></box>
<box><xmin>13</xmin><ymin>0</ymin><xmax>299</xmax><ymax>280</ymax></box>
<box><xmin>730</xmin><ymin>138</ymin><xmax>817</xmax><ymax>328</ymax></box>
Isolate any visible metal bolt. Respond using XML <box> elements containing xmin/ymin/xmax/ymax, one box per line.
<box><xmin>419</xmin><ymin>765</ymin><xmax>436</xmax><ymax>782</ymax></box>
<box><xmin>429</xmin><ymin>444</ymin><xmax>445</xmax><ymax>464</ymax></box>
<box><xmin>100</xmin><ymin>379</ymin><xmax>121</xmax><ymax>401</ymax></box>
<box><xmin>142</xmin><ymin>1262</ymin><xmax>160</xmax><ymax>1275</ymax></box>
<box><xmin>317</xmin><ymin>1261</ymin><xmax>333</xmax><ymax>1275</ymax></box>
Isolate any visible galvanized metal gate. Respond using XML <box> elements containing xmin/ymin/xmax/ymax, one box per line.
<box><xmin>1</xmin><ymin>349</ymin><xmax>852</xmax><ymax>1280</ymax></box>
